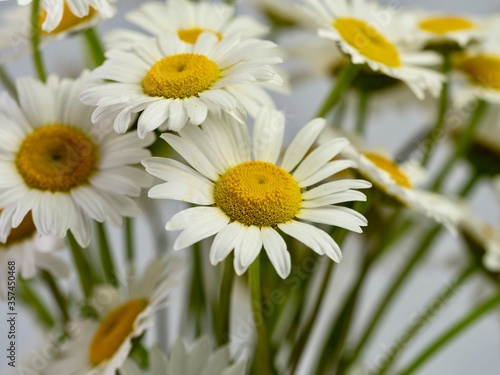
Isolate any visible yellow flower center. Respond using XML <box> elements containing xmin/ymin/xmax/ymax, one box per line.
<box><xmin>0</xmin><ymin>211</ymin><xmax>36</xmax><ymax>248</ymax></box>
<box><xmin>177</xmin><ymin>28</ymin><xmax>222</xmax><ymax>44</ymax></box>
<box><xmin>214</xmin><ymin>161</ymin><xmax>302</xmax><ymax>227</ymax></box>
<box><xmin>419</xmin><ymin>16</ymin><xmax>475</xmax><ymax>35</ymax></box>
<box><xmin>364</xmin><ymin>153</ymin><xmax>411</xmax><ymax>188</ymax></box>
<box><xmin>89</xmin><ymin>299</ymin><xmax>148</xmax><ymax>366</ymax></box>
<box><xmin>40</xmin><ymin>3</ymin><xmax>96</xmax><ymax>35</ymax></box>
<box><xmin>16</xmin><ymin>125</ymin><xmax>98</xmax><ymax>192</ymax></box>
<box><xmin>142</xmin><ymin>53</ymin><xmax>221</xmax><ymax>99</ymax></box>
<box><xmin>455</xmin><ymin>55</ymin><xmax>500</xmax><ymax>91</ymax></box>
<box><xmin>333</xmin><ymin>18</ymin><xmax>401</xmax><ymax>68</ymax></box>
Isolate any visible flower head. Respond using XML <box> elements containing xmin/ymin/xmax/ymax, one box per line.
<box><xmin>105</xmin><ymin>0</ymin><xmax>268</xmax><ymax>50</ymax></box>
<box><xmin>143</xmin><ymin>108</ymin><xmax>370</xmax><ymax>278</ymax></box>
<box><xmin>46</xmin><ymin>257</ymin><xmax>182</xmax><ymax>375</ymax></box>
<box><xmin>17</xmin><ymin>0</ymin><xmax>115</xmax><ymax>33</ymax></box>
<box><xmin>300</xmin><ymin>0</ymin><xmax>445</xmax><ymax>99</ymax></box>
<box><xmin>81</xmin><ymin>33</ymin><xmax>283</xmax><ymax>138</ymax></box>
<box><xmin>0</xmin><ymin>73</ymin><xmax>154</xmax><ymax>247</ymax></box>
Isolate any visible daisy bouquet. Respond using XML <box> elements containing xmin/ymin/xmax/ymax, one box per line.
<box><xmin>0</xmin><ymin>0</ymin><xmax>499</xmax><ymax>374</ymax></box>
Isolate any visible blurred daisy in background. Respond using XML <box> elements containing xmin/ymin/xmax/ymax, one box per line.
<box><xmin>46</xmin><ymin>257</ymin><xmax>182</xmax><ymax>375</ymax></box>
<box><xmin>320</xmin><ymin>128</ymin><xmax>466</xmax><ymax>233</ymax></box>
<box><xmin>0</xmin><ymin>73</ymin><xmax>154</xmax><ymax>247</ymax></box>
<box><xmin>0</xmin><ymin>211</ymin><xmax>68</xmax><ymax>297</ymax></box>
<box><xmin>143</xmin><ymin>108</ymin><xmax>371</xmax><ymax>279</ymax></box>
<box><xmin>16</xmin><ymin>0</ymin><xmax>115</xmax><ymax>33</ymax></box>
<box><xmin>451</xmin><ymin>41</ymin><xmax>500</xmax><ymax>105</ymax></box>
<box><xmin>300</xmin><ymin>0</ymin><xmax>444</xmax><ymax>99</ymax></box>
<box><xmin>400</xmin><ymin>11</ymin><xmax>500</xmax><ymax>48</ymax></box>
<box><xmin>82</xmin><ymin>33</ymin><xmax>282</xmax><ymax>137</ymax></box>
<box><xmin>105</xmin><ymin>0</ymin><xmax>268</xmax><ymax>50</ymax></box>
<box><xmin>0</xmin><ymin>1</ymin><xmax>113</xmax><ymax>63</ymax></box>
<box><xmin>121</xmin><ymin>337</ymin><xmax>247</xmax><ymax>375</ymax></box>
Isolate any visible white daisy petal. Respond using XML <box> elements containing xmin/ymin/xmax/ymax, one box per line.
<box><xmin>281</xmin><ymin>118</ymin><xmax>326</xmax><ymax>172</ymax></box>
<box><xmin>261</xmin><ymin>227</ymin><xmax>291</xmax><ymax>279</ymax></box>
<box><xmin>253</xmin><ymin>107</ymin><xmax>285</xmax><ymax>164</ymax></box>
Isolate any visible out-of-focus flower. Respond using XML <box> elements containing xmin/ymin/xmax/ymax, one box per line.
<box><xmin>400</xmin><ymin>11</ymin><xmax>500</xmax><ymax>48</ymax></box>
<box><xmin>105</xmin><ymin>0</ymin><xmax>267</xmax><ymax>50</ymax></box>
<box><xmin>16</xmin><ymin>0</ymin><xmax>115</xmax><ymax>33</ymax></box>
<box><xmin>300</xmin><ymin>0</ymin><xmax>444</xmax><ymax>99</ymax></box>
<box><xmin>451</xmin><ymin>41</ymin><xmax>500</xmax><ymax>105</ymax></box>
<box><xmin>121</xmin><ymin>337</ymin><xmax>247</xmax><ymax>375</ymax></box>
<box><xmin>321</xmin><ymin>128</ymin><xmax>466</xmax><ymax>233</ymax></box>
<box><xmin>46</xmin><ymin>257</ymin><xmax>182</xmax><ymax>375</ymax></box>
<box><xmin>0</xmin><ymin>3</ymin><xmax>112</xmax><ymax>63</ymax></box>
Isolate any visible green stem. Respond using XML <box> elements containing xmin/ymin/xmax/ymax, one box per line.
<box><xmin>97</xmin><ymin>222</ymin><xmax>118</xmax><ymax>286</ymax></box>
<box><xmin>40</xmin><ymin>270</ymin><xmax>70</xmax><ymax>323</ymax></box>
<box><xmin>347</xmin><ymin>225</ymin><xmax>442</xmax><ymax>367</ymax></box>
<box><xmin>249</xmin><ymin>257</ymin><xmax>273</xmax><ymax>375</ymax></box>
<box><xmin>189</xmin><ymin>241</ymin><xmax>207</xmax><ymax>336</ymax></box>
<box><xmin>0</xmin><ymin>65</ymin><xmax>16</xmax><ymax>97</ymax></box>
<box><xmin>316</xmin><ymin>62</ymin><xmax>361</xmax><ymax>118</ymax></box>
<box><xmin>355</xmin><ymin>91</ymin><xmax>369</xmax><ymax>135</ymax></box>
<box><xmin>83</xmin><ymin>27</ymin><xmax>106</xmax><ymax>66</ymax></box>
<box><xmin>431</xmin><ymin>100</ymin><xmax>487</xmax><ymax>192</ymax></box>
<box><xmin>124</xmin><ymin>217</ymin><xmax>134</xmax><ymax>263</ymax></box>
<box><xmin>215</xmin><ymin>258</ymin><xmax>234</xmax><ymax>346</ymax></box>
<box><xmin>19</xmin><ymin>277</ymin><xmax>55</xmax><ymax>327</ymax></box>
<box><xmin>399</xmin><ymin>292</ymin><xmax>500</xmax><ymax>375</ymax></box>
<box><xmin>422</xmin><ymin>53</ymin><xmax>451</xmax><ymax>166</ymax></box>
<box><xmin>458</xmin><ymin>170</ymin><xmax>482</xmax><ymax>197</ymax></box>
<box><xmin>67</xmin><ymin>232</ymin><xmax>94</xmax><ymax>299</ymax></box>
<box><xmin>31</xmin><ymin>0</ymin><xmax>47</xmax><ymax>82</ymax></box>
<box><xmin>373</xmin><ymin>263</ymin><xmax>478</xmax><ymax>375</ymax></box>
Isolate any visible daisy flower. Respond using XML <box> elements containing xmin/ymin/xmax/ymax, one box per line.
<box><xmin>451</xmin><ymin>41</ymin><xmax>500</xmax><ymax>105</ymax></box>
<box><xmin>17</xmin><ymin>0</ymin><xmax>115</xmax><ymax>33</ymax></box>
<box><xmin>401</xmin><ymin>11</ymin><xmax>500</xmax><ymax>48</ymax></box>
<box><xmin>46</xmin><ymin>257</ymin><xmax>182</xmax><ymax>375</ymax></box>
<box><xmin>320</xmin><ymin>129</ymin><xmax>466</xmax><ymax>233</ymax></box>
<box><xmin>0</xmin><ymin>211</ymin><xmax>68</xmax><ymax>281</ymax></box>
<box><xmin>121</xmin><ymin>337</ymin><xmax>247</xmax><ymax>375</ymax></box>
<box><xmin>0</xmin><ymin>73</ymin><xmax>154</xmax><ymax>248</ymax></box>
<box><xmin>0</xmin><ymin>3</ymin><xmax>113</xmax><ymax>63</ymax></box>
<box><xmin>81</xmin><ymin>33</ymin><xmax>283</xmax><ymax>138</ymax></box>
<box><xmin>104</xmin><ymin>0</ymin><xmax>268</xmax><ymax>50</ymax></box>
<box><xmin>142</xmin><ymin>108</ymin><xmax>371</xmax><ymax>278</ymax></box>
<box><xmin>300</xmin><ymin>0</ymin><xmax>444</xmax><ymax>99</ymax></box>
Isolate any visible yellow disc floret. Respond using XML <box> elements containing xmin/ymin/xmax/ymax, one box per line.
<box><xmin>177</xmin><ymin>28</ymin><xmax>222</xmax><ymax>44</ymax></box>
<box><xmin>16</xmin><ymin>125</ymin><xmax>98</xmax><ymax>192</ymax></box>
<box><xmin>419</xmin><ymin>17</ymin><xmax>475</xmax><ymax>35</ymax></box>
<box><xmin>333</xmin><ymin>18</ymin><xmax>401</xmax><ymax>68</ymax></box>
<box><xmin>364</xmin><ymin>153</ymin><xmax>411</xmax><ymax>188</ymax></box>
<box><xmin>0</xmin><ymin>211</ymin><xmax>36</xmax><ymax>248</ymax></box>
<box><xmin>40</xmin><ymin>3</ymin><xmax>96</xmax><ymax>35</ymax></box>
<box><xmin>89</xmin><ymin>299</ymin><xmax>148</xmax><ymax>366</ymax></box>
<box><xmin>455</xmin><ymin>55</ymin><xmax>500</xmax><ymax>91</ymax></box>
<box><xmin>142</xmin><ymin>53</ymin><xmax>221</xmax><ymax>99</ymax></box>
<box><xmin>214</xmin><ymin>161</ymin><xmax>302</xmax><ymax>227</ymax></box>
